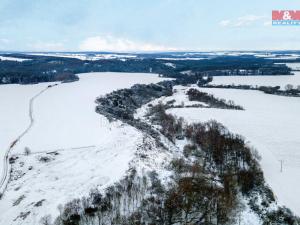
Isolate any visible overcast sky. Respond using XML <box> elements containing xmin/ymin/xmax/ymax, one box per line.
<box><xmin>0</xmin><ymin>0</ymin><xmax>299</xmax><ymax>52</ymax></box>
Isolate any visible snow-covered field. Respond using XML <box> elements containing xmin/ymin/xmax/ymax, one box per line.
<box><xmin>0</xmin><ymin>72</ymin><xmax>167</xmax><ymax>224</ymax></box>
<box><xmin>255</xmin><ymin>54</ymin><xmax>300</xmax><ymax>60</ymax></box>
<box><xmin>0</xmin><ymin>82</ymin><xmax>53</xmax><ymax>170</ymax></box>
<box><xmin>157</xmin><ymin>57</ymin><xmax>207</xmax><ymax>60</ymax></box>
<box><xmin>163</xmin><ymin>62</ymin><xmax>176</xmax><ymax>68</ymax></box>
<box><xmin>210</xmin><ymin>62</ymin><xmax>300</xmax><ymax>89</ymax></box>
<box><xmin>4</xmin><ymin>72</ymin><xmax>166</xmax><ymax>155</ymax></box>
<box><xmin>26</xmin><ymin>53</ymin><xmax>137</xmax><ymax>61</ymax></box>
<box><xmin>210</xmin><ymin>71</ymin><xmax>300</xmax><ymax>89</ymax></box>
<box><xmin>0</xmin><ymin>56</ymin><xmax>31</xmax><ymax>62</ymax></box>
<box><xmin>166</xmin><ymin>87</ymin><xmax>300</xmax><ymax>216</ymax></box>
<box><xmin>286</xmin><ymin>63</ymin><xmax>300</xmax><ymax>71</ymax></box>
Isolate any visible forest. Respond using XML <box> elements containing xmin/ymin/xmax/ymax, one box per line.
<box><xmin>0</xmin><ymin>53</ymin><xmax>294</xmax><ymax>84</ymax></box>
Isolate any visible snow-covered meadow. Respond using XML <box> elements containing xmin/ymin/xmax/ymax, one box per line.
<box><xmin>166</xmin><ymin>87</ymin><xmax>300</xmax><ymax>216</ymax></box>
<box><xmin>0</xmin><ymin>82</ymin><xmax>53</xmax><ymax>171</ymax></box>
<box><xmin>0</xmin><ymin>56</ymin><xmax>31</xmax><ymax>62</ymax></box>
<box><xmin>210</xmin><ymin>72</ymin><xmax>300</xmax><ymax>90</ymax></box>
<box><xmin>0</xmin><ymin>72</ymin><xmax>168</xmax><ymax>224</ymax></box>
<box><xmin>286</xmin><ymin>63</ymin><xmax>300</xmax><ymax>71</ymax></box>
<box><xmin>2</xmin><ymin>72</ymin><xmax>166</xmax><ymax>155</ymax></box>
<box><xmin>26</xmin><ymin>53</ymin><xmax>137</xmax><ymax>61</ymax></box>
<box><xmin>210</xmin><ymin>63</ymin><xmax>300</xmax><ymax>90</ymax></box>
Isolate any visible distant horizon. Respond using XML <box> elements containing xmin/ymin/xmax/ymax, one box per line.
<box><xmin>1</xmin><ymin>50</ymin><xmax>300</xmax><ymax>54</ymax></box>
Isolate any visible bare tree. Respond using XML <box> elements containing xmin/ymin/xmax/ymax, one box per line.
<box><xmin>24</xmin><ymin>147</ymin><xmax>31</xmax><ymax>156</ymax></box>
<box><xmin>285</xmin><ymin>84</ymin><xmax>293</xmax><ymax>91</ymax></box>
<box><xmin>40</xmin><ymin>215</ymin><xmax>52</xmax><ymax>225</ymax></box>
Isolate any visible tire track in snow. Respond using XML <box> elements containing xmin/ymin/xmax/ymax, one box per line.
<box><xmin>0</xmin><ymin>84</ymin><xmax>57</xmax><ymax>198</ymax></box>
<box><xmin>15</xmin><ymin>145</ymin><xmax>97</xmax><ymax>156</ymax></box>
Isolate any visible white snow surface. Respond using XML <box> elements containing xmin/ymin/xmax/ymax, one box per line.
<box><xmin>163</xmin><ymin>62</ymin><xmax>176</xmax><ymax>68</ymax></box>
<box><xmin>26</xmin><ymin>53</ymin><xmax>137</xmax><ymax>61</ymax></box>
<box><xmin>0</xmin><ymin>56</ymin><xmax>31</xmax><ymax>62</ymax></box>
<box><xmin>210</xmin><ymin>71</ymin><xmax>300</xmax><ymax>90</ymax></box>
<box><xmin>157</xmin><ymin>57</ymin><xmax>207</xmax><ymax>60</ymax></box>
<box><xmin>255</xmin><ymin>54</ymin><xmax>300</xmax><ymax>60</ymax></box>
<box><xmin>286</xmin><ymin>63</ymin><xmax>300</xmax><ymax>71</ymax></box>
<box><xmin>166</xmin><ymin>86</ymin><xmax>300</xmax><ymax>216</ymax></box>
<box><xmin>0</xmin><ymin>82</ymin><xmax>53</xmax><ymax>167</ymax></box>
<box><xmin>6</xmin><ymin>72</ymin><xmax>166</xmax><ymax>155</ymax></box>
<box><xmin>0</xmin><ymin>72</ymin><xmax>167</xmax><ymax>224</ymax></box>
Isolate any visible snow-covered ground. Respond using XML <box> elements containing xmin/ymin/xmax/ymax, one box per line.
<box><xmin>165</xmin><ymin>86</ymin><xmax>300</xmax><ymax>216</ymax></box>
<box><xmin>162</xmin><ymin>51</ymin><xmax>300</xmax><ymax>60</ymax></box>
<box><xmin>210</xmin><ymin>71</ymin><xmax>300</xmax><ymax>90</ymax></box>
<box><xmin>163</xmin><ymin>62</ymin><xmax>176</xmax><ymax>68</ymax></box>
<box><xmin>286</xmin><ymin>63</ymin><xmax>300</xmax><ymax>71</ymax></box>
<box><xmin>255</xmin><ymin>53</ymin><xmax>300</xmax><ymax>60</ymax></box>
<box><xmin>0</xmin><ymin>82</ymin><xmax>53</xmax><ymax>171</ymax></box>
<box><xmin>0</xmin><ymin>124</ymin><xmax>142</xmax><ymax>224</ymax></box>
<box><xmin>0</xmin><ymin>56</ymin><xmax>31</xmax><ymax>62</ymax></box>
<box><xmin>210</xmin><ymin>62</ymin><xmax>300</xmax><ymax>89</ymax></box>
<box><xmin>4</xmin><ymin>72</ymin><xmax>166</xmax><ymax>155</ymax></box>
<box><xmin>0</xmin><ymin>72</ymin><xmax>167</xmax><ymax>224</ymax></box>
<box><xmin>26</xmin><ymin>53</ymin><xmax>137</xmax><ymax>61</ymax></box>
<box><xmin>157</xmin><ymin>57</ymin><xmax>207</xmax><ymax>60</ymax></box>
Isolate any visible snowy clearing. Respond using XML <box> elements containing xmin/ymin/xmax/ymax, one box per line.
<box><xmin>210</xmin><ymin>71</ymin><xmax>300</xmax><ymax>90</ymax></box>
<box><xmin>286</xmin><ymin>63</ymin><xmax>300</xmax><ymax>71</ymax></box>
<box><xmin>26</xmin><ymin>53</ymin><xmax>137</xmax><ymax>61</ymax></box>
<box><xmin>0</xmin><ymin>56</ymin><xmax>31</xmax><ymax>62</ymax></box>
<box><xmin>157</xmin><ymin>57</ymin><xmax>207</xmax><ymax>60</ymax></box>
<box><xmin>166</xmin><ymin>87</ymin><xmax>300</xmax><ymax>216</ymax></box>
<box><xmin>163</xmin><ymin>62</ymin><xmax>176</xmax><ymax>68</ymax></box>
<box><xmin>255</xmin><ymin>54</ymin><xmax>300</xmax><ymax>60</ymax></box>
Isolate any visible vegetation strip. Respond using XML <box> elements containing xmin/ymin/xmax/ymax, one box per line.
<box><xmin>53</xmin><ymin>75</ymin><xmax>299</xmax><ymax>225</ymax></box>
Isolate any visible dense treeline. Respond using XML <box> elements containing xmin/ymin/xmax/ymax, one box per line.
<box><xmin>95</xmin><ymin>74</ymin><xmax>212</xmax><ymax>144</ymax></box>
<box><xmin>0</xmin><ymin>55</ymin><xmax>181</xmax><ymax>84</ymax></box>
<box><xmin>0</xmin><ymin>53</ymin><xmax>293</xmax><ymax>84</ymax></box>
<box><xmin>186</xmin><ymin>88</ymin><xmax>244</xmax><ymax>110</ymax></box>
<box><xmin>96</xmin><ymin>81</ymin><xmax>173</xmax><ymax>121</ymax></box>
<box><xmin>95</xmin><ymin>73</ymin><xmax>236</xmax><ymax>124</ymax></box>
<box><xmin>148</xmin><ymin>103</ymin><xmax>184</xmax><ymax>142</ymax></box>
<box><xmin>165</xmin><ymin>56</ymin><xmax>292</xmax><ymax>76</ymax></box>
<box><xmin>202</xmin><ymin>84</ymin><xmax>300</xmax><ymax>97</ymax></box>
